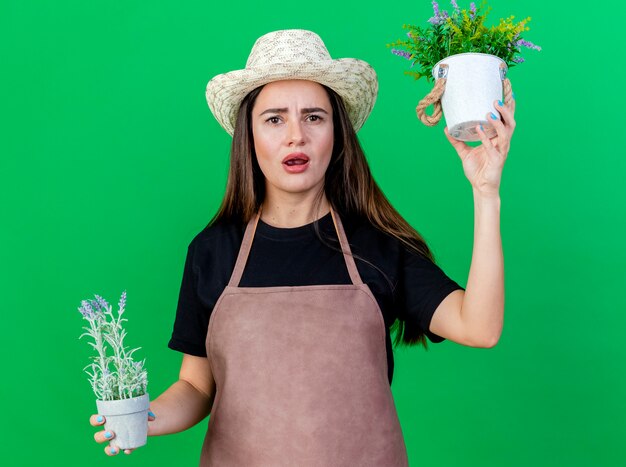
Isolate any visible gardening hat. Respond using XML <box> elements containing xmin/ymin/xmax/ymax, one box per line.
<box><xmin>205</xmin><ymin>29</ymin><xmax>378</xmax><ymax>136</ymax></box>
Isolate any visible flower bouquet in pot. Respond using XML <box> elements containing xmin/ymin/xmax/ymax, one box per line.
<box><xmin>78</xmin><ymin>291</ymin><xmax>149</xmax><ymax>450</ymax></box>
<box><xmin>388</xmin><ymin>0</ymin><xmax>541</xmax><ymax>141</ymax></box>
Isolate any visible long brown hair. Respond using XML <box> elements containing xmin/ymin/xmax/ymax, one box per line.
<box><xmin>211</xmin><ymin>83</ymin><xmax>438</xmax><ymax>348</ymax></box>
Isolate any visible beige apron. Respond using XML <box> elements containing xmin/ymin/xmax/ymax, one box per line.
<box><xmin>200</xmin><ymin>209</ymin><xmax>409</xmax><ymax>466</ymax></box>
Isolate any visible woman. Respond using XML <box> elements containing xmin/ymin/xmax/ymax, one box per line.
<box><xmin>90</xmin><ymin>29</ymin><xmax>513</xmax><ymax>465</ymax></box>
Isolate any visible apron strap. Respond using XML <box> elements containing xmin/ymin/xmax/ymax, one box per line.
<box><xmin>228</xmin><ymin>211</ymin><xmax>261</xmax><ymax>287</ymax></box>
<box><xmin>228</xmin><ymin>207</ymin><xmax>364</xmax><ymax>287</ymax></box>
<box><xmin>329</xmin><ymin>208</ymin><xmax>363</xmax><ymax>286</ymax></box>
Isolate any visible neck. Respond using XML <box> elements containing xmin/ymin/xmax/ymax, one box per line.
<box><xmin>261</xmin><ymin>190</ymin><xmax>330</xmax><ymax>228</ymax></box>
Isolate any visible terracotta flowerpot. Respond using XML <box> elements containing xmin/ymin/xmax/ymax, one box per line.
<box><xmin>96</xmin><ymin>393</ymin><xmax>150</xmax><ymax>450</ymax></box>
<box><xmin>433</xmin><ymin>52</ymin><xmax>507</xmax><ymax>141</ymax></box>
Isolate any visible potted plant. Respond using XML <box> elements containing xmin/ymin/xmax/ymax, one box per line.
<box><xmin>78</xmin><ymin>291</ymin><xmax>150</xmax><ymax>450</ymax></box>
<box><xmin>388</xmin><ymin>0</ymin><xmax>541</xmax><ymax>141</ymax></box>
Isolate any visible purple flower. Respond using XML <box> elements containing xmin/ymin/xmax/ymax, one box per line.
<box><xmin>94</xmin><ymin>294</ymin><xmax>110</xmax><ymax>311</ymax></box>
<box><xmin>391</xmin><ymin>48</ymin><xmax>412</xmax><ymax>59</ymax></box>
<box><xmin>516</xmin><ymin>39</ymin><xmax>542</xmax><ymax>51</ymax></box>
<box><xmin>470</xmin><ymin>2</ymin><xmax>476</xmax><ymax>17</ymax></box>
<box><xmin>432</xmin><ymin>0</ymin><xmax>440</xmax><ymax>17</ymax></box>
<box><xmin>406</xmin><ymin>31</ymin><xmax>424</xmax><ymax>41</ymax></box>
<box><xmin>429</xmin><ymin>13</ymin><xmax>448</xmax><ymax>25</ymax></box>
<box><xmin>118</xmin><ymin>291</ymin><xmax>127</xmax><ymax>311</ymax></box>
<box><xmin>89</xmin><ymin>299</ymin><xmax>103</xmax><ymax>315</ymax></box>
<box><xmin>512</xmin><ymin>56</ymin><xmax>526</xmax><ymax>63</ymax></box>
<box><xmin>451</xmin><ymin>0</ymin><xmax>460</xmax><ymax>13</ymax></box>
<box><xmin>79</xmin><ymin>300</ymin><xmax>95</xmax><ymax>319</ymax></box>
<box><xmin>428</xmin><ymin>0</ymin><xmax>446</xmax><ymax>25</ymax></box>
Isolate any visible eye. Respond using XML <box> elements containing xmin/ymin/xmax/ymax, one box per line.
<box><xmin>307</xmin><ymin>114</ymin><xmax>323</xmax><ymax>122</ymax></box>
<box><xmin>265</xmin><ymin>116</ymin><xmax>281</xmax><ymax>124</ymax></box>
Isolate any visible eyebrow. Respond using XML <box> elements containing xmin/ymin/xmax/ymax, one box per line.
<box><xmin>258</xmin><ymin>107</ymin><xmax>329</xmax><ymax>116</ymax></box>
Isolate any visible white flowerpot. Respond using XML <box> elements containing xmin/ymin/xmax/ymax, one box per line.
<box><xmin>433</xmin><ymin>53</ymin><xmax>506</xmax><ymax>142</ymax></box>
<box><xmin>96</xmin><ymin>393</ymin><xmax>150</xmax><ymax>450</ymax></box>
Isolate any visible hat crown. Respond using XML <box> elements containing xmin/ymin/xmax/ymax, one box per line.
<box><xmin>206</xmin><ymin>29</ymin><xmax>378</xmax><ymax>136</ymax></box>
<box><xmin>246</xmin><ymin>30</ymin><xmax>333</xmax><ymax>68</ymax></box>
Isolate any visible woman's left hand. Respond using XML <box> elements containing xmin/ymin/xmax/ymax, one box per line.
<box><xmin>444</xmin><ymin>97</ymin><xmax>516</xmax><ymax>195</ymax></box>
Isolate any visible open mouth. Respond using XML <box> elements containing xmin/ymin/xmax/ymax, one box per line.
<box><xmin>282</xmin><ymin>153</ymin><xmax>310</xmax><ymax>166</ymax></box>
<box><xmin>284</xmin><ymin>158</ymin><xmax>308</xmax><ymax>166</ymax></box>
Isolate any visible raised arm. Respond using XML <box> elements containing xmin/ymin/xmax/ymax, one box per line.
<box><xmin>428</xmin><ymin>97</ymin><xmax>515</xmax><ymax>348</ymax></box>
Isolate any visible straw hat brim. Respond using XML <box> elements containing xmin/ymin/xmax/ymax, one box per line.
<box><xmin>206</xmin><ymin>58</ymin><xmax>378</xmax><ymax>136</ymax></box>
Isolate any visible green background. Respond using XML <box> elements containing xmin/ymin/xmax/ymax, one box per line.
<box><xmin>1</xmin><ymin>0</ymin><xmax>624</xmax><ymax>465</ymax></box>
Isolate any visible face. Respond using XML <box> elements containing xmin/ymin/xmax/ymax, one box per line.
<box><xmin>251</xmin><ymin>79</ymin><xmax>334</xmax><ymax>203</ymax></box>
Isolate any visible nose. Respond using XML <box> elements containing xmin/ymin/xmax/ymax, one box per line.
<box><xmin>286</xmin><ymin>119</ymin><xmax>305</xmax><ymax>145</ymax></box>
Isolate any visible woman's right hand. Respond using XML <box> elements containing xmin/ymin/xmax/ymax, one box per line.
<box><xmin>89</xmin><ymin>411</ymin><xmax>156</xmax><ymax>456</ymax></box>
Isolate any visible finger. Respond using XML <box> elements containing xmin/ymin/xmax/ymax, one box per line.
<box><xmin>486</xmin><ymin>111</ymin><xmax>509</xmax><ymax>155</ymax></box>
<box><xmin>495</xmin><ymin>99</ymin><xmax>516</xmax><ymax>130</ymax></box>
<box><xmin>94</xmin><ymin>429</ymin><xmax>115</xmax><ymax>444</ymax></box>
<box><xmin>90</xmin><ymin>414</ymin><xmax>106</xmax><ymax>427</ymax></box>
<box><xmin>488</xmin><ymin>108</ymin><xmax>513</xmax><ymax>157</ymax></box>
<box><xmin>476</xmin><ymin>124</ymin><xmax>496</xmax><ymax>153</ymax></box>
<box><xmin>444</xmin><ymin>126</ymin><xmax>470</xmax><ymax>157</ymax></box>
<box><xmin>504</xmin><ymin>91</ymin><xmax>516</xmax><ymax>113</ymax></box>
<box><xmin>105</xmin><ymin>444</ymin><xmax>120</xmax><ymax>457</ymax></box>
<box><xmin>148</xmin><ymin>409</ymin><xmax>156</xmax><ymax>421</ymax></box>
<box><xmin>124</xmin><ymin>449</ymin><xmax>134</xmax><ymax>455</ymax></box>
